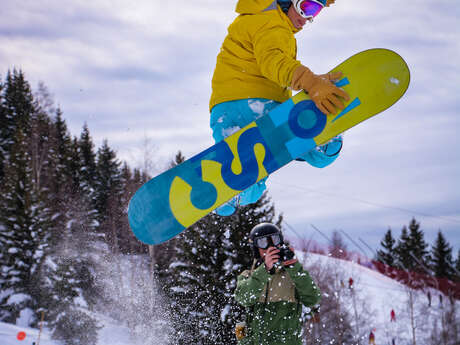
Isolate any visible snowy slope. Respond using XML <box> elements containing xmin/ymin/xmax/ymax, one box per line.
<box><xmin>300</xmin><ymin>252</ymin><xmax>455</xmax><ymax>345</ymax></box>
<box><xmin>0</xmin><ymin>321</ymin><xmax>53</xmax><ymax>345</ymax></box>
<box><xmin>0</xmin><ymin>315</ymin><xmax>139</xmax><ymax>345</ymax></box>
<box><xmin>0</xmin><ymin>252</ymin><xmax>455</xmax><ymax>345</ymax></box>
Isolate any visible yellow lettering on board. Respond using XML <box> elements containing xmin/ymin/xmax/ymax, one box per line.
<box><xmin>224</xmin><ymin>122</ymin><xmax>270</xmax><ymax>184</ymax></box>
<box><xmin>169</xmin><ymin>122</ymin><xmax>271</xmax><ymax>228</ymax></box>
<box><xmin>170</xmin><ymin>160</ymin><xmax>239</xmax><ymax>228</ymax></box>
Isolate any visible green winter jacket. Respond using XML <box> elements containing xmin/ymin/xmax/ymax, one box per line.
<box><xmin>235</xmin><ymin>261</ymin><xmax>321</xmax><ymax>345</ymax></box>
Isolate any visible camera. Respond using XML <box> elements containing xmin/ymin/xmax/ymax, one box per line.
<box><xmin>277</xmin><ymin>243</ymin><xmax>295</xmax><ymax>262</ymax></box>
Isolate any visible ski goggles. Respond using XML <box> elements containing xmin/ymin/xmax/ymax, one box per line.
<box><xmin>253</xmin><ymin>234</ymin><xmax>282</xmax><ymax>249</ymax></box>
<box><xmin>292</xmin><ymin>0</ymin><xmax>325</xmax><ymax>20</ymax></box>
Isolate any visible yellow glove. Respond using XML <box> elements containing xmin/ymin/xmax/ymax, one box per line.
<box><xmin>292</xmin><ymin>65</ymin><xmax>350</xmax><ymax>115</ymax></box>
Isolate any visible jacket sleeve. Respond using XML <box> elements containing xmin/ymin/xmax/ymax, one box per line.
<box><xmin>285</xmin><ymin>262</ymin><xmax>321</xmax><ymax>307</ymax></box>
<box><xmin>234</xmin><ymin>264</ymin><xmax>270</xmax><ymax>307</ymax></box>
<box><xmin>253</xmin><ymin>23</ymin><xmax>301</xmax><ymax>88</ymax></box>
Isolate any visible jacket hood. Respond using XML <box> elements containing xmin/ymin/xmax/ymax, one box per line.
<box><xmin>235</xmin><ymin>0</ymin><xmax>277</xmax><ymax>14</ymax></box>
<box><xmin>235</xmin><ymin>0</ymin><xmax>301</xmax><ymax>34</ymax></box>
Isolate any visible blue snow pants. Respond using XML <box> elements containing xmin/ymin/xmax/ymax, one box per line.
<box><xmin>210</xmin><ymin>98</ymin><xmax>342</xmax><ymax>213</ymax></box>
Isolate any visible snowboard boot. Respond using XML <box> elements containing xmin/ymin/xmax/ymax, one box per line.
<box><xmin>215</xmin><ymin>196</ymin><xmax>240</xmax><ymax>216</ymax></box>
<box><xmin>239</xmin><ymin>178</ymin><xmax>267</xmax><ymax>206</ymax></box>
<box><xmin>295</xmin><ymin>134</ymin><xmax>343</xmax><ymax>161</ymax></box>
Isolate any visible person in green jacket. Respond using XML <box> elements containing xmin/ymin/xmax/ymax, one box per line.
<box><xmin>235</xmin><ymin>223</ymin><xmax>321</xmax><ymax>345</ymax></box>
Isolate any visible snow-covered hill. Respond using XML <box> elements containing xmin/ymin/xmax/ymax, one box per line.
<box><xmin>0</xmin><ymin>252</ymin><xmax>456</xmax><ymax>345</ymax></box>
<box><xmin>301</xmin><ymin>252</ymin><xmax>458</xmax><ymax>345</ymax></box>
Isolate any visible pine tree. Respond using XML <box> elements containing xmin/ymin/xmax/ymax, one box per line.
<box><xmin>75</xmin><ymin>125</ymin><xmax>99</xmax><ymax>239</ymax></box>
<box><xmin>94</xmin><ymin>140</ymin><xmax>122</xmax><ymax>220</ymax></box>
<box><xmin>168</xmin><ymin>150</ymin><xmax>186</xmax><ymax>168</ymax></box>
<box><xmin>395</xmin><ymin>225</ymin><xmax>411</xmax><ymax>271</ymax></box>
<box><xmin>45</xmin><ymin>105</ymin><xmax>103</xmax><ymax>337</ymax></box>
<box><xmin>0</xmin><ymin>70</ymin><xmax>35</xmax><ymax>182</ymax></box>
<box><xmin>42</xmin><ymin>108</ymin><xmax>76</xmax><ymax>246</ymax></box>
<box><xmin>52</xmin><ymin>187</ymin><xmax>104</xmax><ymax>304</ymax></box>
<box><xmin>69</xmin><ymin>136</ymin><xmax>82</xmax><ymax>192</ymax></box>
<box><xmin>165</xmin><ymin>192</ymin><xmax>281</xmax><ymax>345</ymax></box>
<box><xmin>376</xmin><ymin>228</ymin><xmax>396</xmax><ymax>266</ymax></box>
<box><xmin>431</xmin><ymin>230</ymin><xmax>454</xmax><ymax>279</ymax></box>
<box><xmin>42</xmin><ymin>150</ymin><xmax>102</xmax><ymax>345</ymax></box>
<box><xmin>3</xmin><ymin>69</ymin><xmax>34</xmax><ymax>138</ymax></box>
<box><xmin>29</xmin><ymin>100</ymin><xmax>53</xmax><ymax>193</ymax></box>
<box><xmin>78</xmin><ymin>123</ymin><xmax>98</xmax><ymax>196</ymax></box>
<box><xmin>407</xmin><ymin>218</ymin><xmax>430</xmax><ymax>274</ymax></box>
<box><xmin>52</xmin><ymin>108</ymin><xmax>74</xmax><ymax>185</ymax></box>
<box><xmin>0</xmin><ymin>77</ymin><xmax>6</xmax><ymax>181</ymax></box>
<box><xmin>0</xmin><ymin>128</ymin><xmax>51</xmax><ymax>324</ymax></box>
<box><xmin>44</xmin><ymin>257</ymin><xmax>100</xmax><ymax>345</ymax></box>
<box><xmin>0</xmin><ymin>72</ymin><xmax>54</xmax><ymax>325</ymax></box>
<box><xmin>116</xmin><ymin>163</ymin><xmax>148</xmax><ymax>254</ymax></box>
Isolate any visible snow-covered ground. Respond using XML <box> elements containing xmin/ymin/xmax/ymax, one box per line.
<box><xmin>300</xmin><ymin>252</ymin><xmax>456</xmax><ymax>345</ymax></box>
<box><xmin>0</xmin><ymin>252</ymin><xmax>456</xmax><ymax>345</ymax></box>
<box><xmin>0</xmin><ymin>314</ymin><xmax>138</xmax><ymax>345</ymax></box>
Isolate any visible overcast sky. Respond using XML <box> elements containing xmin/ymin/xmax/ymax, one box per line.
<box><xmin>1</xmin><ymin>0</ymin><xmax>459</xmax><ymax>255</ymax></box>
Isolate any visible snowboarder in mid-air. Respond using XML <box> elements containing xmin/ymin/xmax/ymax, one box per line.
<box><xmin>235</xmin><ymin>223</ymin><xmax>321</xmax><ymax>345</ymax></box>
<box><xmin>209</xmin><ymin>0</ymin><xmax>349</xmax><ymax>216</ymax></box>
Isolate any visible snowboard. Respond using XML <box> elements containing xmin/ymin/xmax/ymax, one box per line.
<box><xmin>128</xmin><ymin>48</ymin><xmax>410</xmax><ymax>245</ymax></box>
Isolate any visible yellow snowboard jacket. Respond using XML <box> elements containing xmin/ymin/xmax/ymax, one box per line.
<box><xmin>209</xmin><ymin>0</ymin><xmax>302</xmax><ymax>111</ymax></box>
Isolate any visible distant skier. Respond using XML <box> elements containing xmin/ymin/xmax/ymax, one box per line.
<box><xmin>348</xmin><ymin>277</ymin><xmax>354</xmax><ymax>289</ymax></box>
<box><xmin>209</xmin><ymin>0</ymin><xmax>350</xmax><ymax>216</ymax></box>
<box><xmin>234</xmin><ymin>223</ymin><xmax>321</xmax><ymax>344</ymax></box>
<box><xmin>390</xmin><ymin>309</ymin><xmax>396</xmax><ymax>322</ymax></box>
<box><xmin>369</xmin><ymin>329</ymin><xmax>376</xmax><ymax>345</ymax></box>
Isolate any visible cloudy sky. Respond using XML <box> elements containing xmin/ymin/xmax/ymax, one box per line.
<box><xmin>1</xmin><ymin>0</ymin><xmax>459</xmax><ymax>254</ymax></box>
